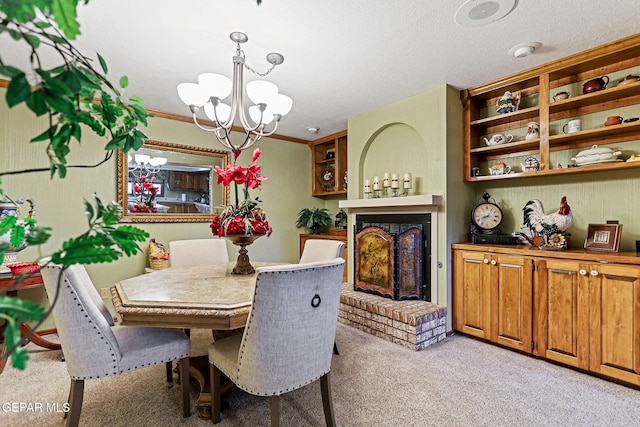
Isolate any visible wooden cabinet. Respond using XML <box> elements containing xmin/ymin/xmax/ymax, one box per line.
<box><xmin>453</xmin><ymin>243</ymin><xmax>640</xmax><ymax>387</ymax></box>
<box><xmin>453</xmin><ymin>250</ymin><xmax>533</xmax><ymax>353</ymax></box>
<box><xmin>166</xmin><ymin>202</ymin><xmax>198</xmax><ymax>213</ymax></box>
<box><xmin>309</xmin><ymin>131</ymin><xmax>347</xmax><ymax>197</ymax></box>
<box><xmin>461</xmin><ymin>34</ymin><xmax>640</xmax><ymax>182</ymax></box>
<box><xmin>299</xmin><ymin>232</ymin><xmax>348</xmax><ymax>281</ymax></box>
<box><xmin>168</xmin><ymin>171</ymin><xmax>209</xmax><ymax>192</ymax></box>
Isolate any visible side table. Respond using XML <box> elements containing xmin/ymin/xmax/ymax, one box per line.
<box><xmin>0</xmin><ymin>272</ymin><xmax>61</xmax><ymax>374</ymax></box>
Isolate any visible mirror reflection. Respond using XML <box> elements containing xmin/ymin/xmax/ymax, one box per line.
<box><xmin>117</xmin><ymin>140</ymin><xmax>230</xmax><ymax>223</ymax></box>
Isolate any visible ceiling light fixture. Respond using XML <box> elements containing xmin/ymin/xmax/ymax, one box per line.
<box><xmin>177</xmin><ymin>32</ymin><xmax>293</xmax><ymax>155</ymax></box>
<box><xmin>454</xmin><ymin>0</ymin><xmax>516</xmax><ymax>27</ymax></box>
<box><xmin>508</xmin><ymin>42</ymin><xmax>542</xmax><ymax>58</ymax></box>
<box><xmin>306</xmin><ymin>127</ymin><xmax>320</xmax><ymax>134</ymax></box>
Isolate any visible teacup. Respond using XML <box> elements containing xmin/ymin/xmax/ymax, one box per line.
<box><xmin>563</xmin><ymin>119</ymin><xmax>581</xmax><ymax>133</ymax></box>
<box><xmin>553</xmin><ymin>91</ymin><xmax>570</xmax><ymax>102</ymax></box>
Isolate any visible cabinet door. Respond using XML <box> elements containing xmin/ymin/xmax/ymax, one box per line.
<box><xmin>453</xmin><ymin>250</ymin><xmax>491</xmax><ymax>339</ymax></box>
<box><xmin>589</xmin><ymin>263</ymin><xmax>640</xmax><ymax>385</ymax></box>
<box><xmin>168</xmin><ymin>171</ymin><xmax>183</xmax><ymax>190</ymax></box>
<box><xmin>537</xmin><ymin>259</ymin><xmax>589</xmax><ymax>369</ymax></box>
<box><xmin>490</xmin><ymin>254</ymin><xmax>533</xmax><ymax>353</ymax></box>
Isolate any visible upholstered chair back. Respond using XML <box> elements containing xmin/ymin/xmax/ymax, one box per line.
<box><xmin>299</xmin><ymin>239</ymin><xmax>345</xmax><ymax>264</ymax></box>
<box><xmin>169</xmin><ymin>238</ymin><xmax>229</xmax><ymax>267</ymax></box>
<box><xmin>234</xmin><ymin>259</ymin><xmax>345</xmax><ymax>395</ymax></box>
<box><xmin>40</xmin><ymin>264</ymin><xmax>123</xmax><ymax>379</ymax></box>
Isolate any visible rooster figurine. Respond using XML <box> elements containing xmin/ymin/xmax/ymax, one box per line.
<box><xmin>523</xmin><ymin>197</ymin><xmax>573</xmax><ymax>249</ymax></box>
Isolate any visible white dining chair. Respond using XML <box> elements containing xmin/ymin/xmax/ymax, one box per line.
<box><xmin>299</xmin><ymin>239</ymin><xmax>345</xmax><ymax>264</ymax></box>
<box><xmin>40</xmin><ymin>264</ymin><xmax>191</xmax><ymax>427</ymax></box>
<box><xmin>300</xmin><ymin>239</ymin><xmax>345</xmax><ymax>355</ymax></box>
<box><xmin>208</xmin><ymin>259</ymin><xmax>345</xmax><ymax>426</ymax></box>
<box><xmin>169</xmin><ymin>238</ymin><xmax>229</xmax><ymax>267</ymax></box>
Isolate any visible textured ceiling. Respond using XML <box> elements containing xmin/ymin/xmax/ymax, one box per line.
<box><xmin>2</xmin><ymin>0</ymin><xmax>639</xmax><ymax>141</ymax></box>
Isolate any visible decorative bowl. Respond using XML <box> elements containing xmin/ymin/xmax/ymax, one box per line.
<box><xmin>7</xmin><ymin>262</ymin><xmax>39</xmax><ymax>275</ymax></box>
<box><xmin>571</xmin><ymin>145</ymin><xmax>622</xmax><ymax>166</ymax></box>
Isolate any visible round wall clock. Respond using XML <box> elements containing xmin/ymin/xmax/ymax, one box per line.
<box><xmin>470</xmin><ymin>192</ymin><xmax>503</xmax><ymax>234</ymax></box>
<box><xmin>319</xmin><ymin>166</ymin><xmax>335</xmax><ymax>191</ymax></box>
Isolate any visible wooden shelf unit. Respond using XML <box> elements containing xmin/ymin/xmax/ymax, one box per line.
<box><xmin>461</xmin><ymin>34</ymin><xmax>640</xmax><ymax>181</ymax></box>
<box><xmin>309</xmin><ymin>130</ymin><xmax>347</xmax><ymax>197</ymax></box>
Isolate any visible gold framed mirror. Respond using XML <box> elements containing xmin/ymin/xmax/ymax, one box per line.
<box><xmin>117</xmin><ymin>140</ymin><xmax>230</xmax><ymax>223</ymax></box>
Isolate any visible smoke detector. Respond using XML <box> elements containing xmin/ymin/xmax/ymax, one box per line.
<box><xmin>306</xmin><ymin>127</ymin><xmax>320</xmax><ymax>134</ymax></box>
<box><xmin>508</xmin><ymin>42</ymin><xmax>542</xmax><ymax>58</ymax></box>
<box><xmin>454</xmin><ymin>0</ymin><xmax>516</xmax><ymax>27</ymax></box>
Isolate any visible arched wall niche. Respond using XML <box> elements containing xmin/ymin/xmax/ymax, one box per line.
<box><xmin>358</xmin><ymin>122</ymin><xmax>427</xmax><ymax>197</ymax></box>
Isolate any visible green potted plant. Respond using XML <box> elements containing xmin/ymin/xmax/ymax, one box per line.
<box><xmin>296</xmin><ymin>207</ymin><xmax>332</xmax><ymax>234</ymax></box>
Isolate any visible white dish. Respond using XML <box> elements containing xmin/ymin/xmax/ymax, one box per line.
<box><xmin>575</xmin><ymin>159</ymin><xmax>623</xmax><ymax>166</ymax></box>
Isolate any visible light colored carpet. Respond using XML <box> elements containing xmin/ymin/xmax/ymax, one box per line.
<box><xmin>1</xmin><ymin>324</ymin><xmax>640</xmax><ymax>426</ymax></box>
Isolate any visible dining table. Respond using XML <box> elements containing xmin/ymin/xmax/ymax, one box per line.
<box><xmin>111</xmin><ymin>261</ymin><xmax>279</xmax><ymax>419</ymax></box>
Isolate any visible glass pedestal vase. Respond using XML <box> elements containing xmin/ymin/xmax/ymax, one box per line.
<box><xmin>224</xmin><ymin>234</ymin><xmax>263</xmax><ymax>275</ymax></box>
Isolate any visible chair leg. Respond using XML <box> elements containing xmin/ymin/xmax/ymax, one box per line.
<box><xmin>210</xmin><ymin>363</ymin><xmax>222</xmax><ymax>424</ymax></box>
<box><xmin>320</xmin><ymin>372</ymin><xmax>336</xmax><ymax>427</ymax></box>
<box><xmin>166</xmin><ymin>361</ymin><xmax>173</xmax><ymax>382</ymax></box>
<box><xmin>65</xmin><ymin>379</ymin><xmax>84</xmax><ymax>427</ymax></box>
<box><xmin>179</xmin><ymin>357</ymin><xmax>190</xmax><ymax>418</ymax></box>
<box><xmin>333</xmin><ymin>340</ymin><xmax>340</xmax><ymax>355</ymax></box>
<box><xmin>270</xmin><ymin>395</ymin><xmax>280</xmax><ymax>427</ymax></box>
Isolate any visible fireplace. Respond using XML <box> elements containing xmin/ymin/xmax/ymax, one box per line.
<box><xmin>339</xmin><ymin>195</ymin><xmax>443</xmax><ymax>304</ymax></box>
<box><xmin>354</xmin><ymin>213</ymin><xmax>431</xmax><ymax>301</ymax></box>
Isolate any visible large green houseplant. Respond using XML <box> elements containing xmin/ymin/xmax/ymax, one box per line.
<box><xmin>0</xmin><ymin>0</ymin><xmax>154</xmax><ymax>370</ymax></box>
<box><xmin>296</xmin><ymin>207</ymin><xmax>333</xmax><ymax>234</ymax></box>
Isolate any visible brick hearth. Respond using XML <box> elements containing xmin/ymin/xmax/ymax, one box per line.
<box><xmin>338</xmin><ymin>283</ymin><xmax>447</xmax><ymax>351</ymax></box>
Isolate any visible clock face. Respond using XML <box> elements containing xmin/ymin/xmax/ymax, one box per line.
<box><xmin>320</xmin><ymin>167</ymin><xmax>334</xmax><ymax>183</ymax></box>
<box><xmin>472</xmin><ymin>202</ymin><xmax>503</xmax><ymax>230</ymax></box>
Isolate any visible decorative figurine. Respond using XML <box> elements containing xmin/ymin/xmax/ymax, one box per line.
<box><xmin>523</xmin><ymin>196</ymin><xmax>573</xmax><ymax>250</ymax></box>
<box><xmin>496</xmin><ymin>91</ymin><xmax>521</xmax><ymax>114</ymax></box>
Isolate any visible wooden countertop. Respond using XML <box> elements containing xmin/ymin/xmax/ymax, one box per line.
<box><xmin>452</xmin><ymin>242</ymin><xmax>640</xmax><ymax>265</ymax></box>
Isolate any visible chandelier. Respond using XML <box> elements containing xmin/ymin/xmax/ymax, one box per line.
<box><xmin>177</xmin><ymin>32</ymin><xmax>293</xmax><ymax>155</ymax></box>
<box><xmin>128</xmin><ymin>154</ymin><xmax>167</xmax><ymax>180</ymax></box>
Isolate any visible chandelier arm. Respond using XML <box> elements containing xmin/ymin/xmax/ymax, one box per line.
<box><xmin>251</xmin><ymin>120</ymin><xmax>280</xmax><ymax>138</ymax></box>
<box><xmin>233</xmin><ymin>57</ymin><xmax>263</xmax><ymax>133</ymax></box>
<box><xmin>192</xmin><ymin>112</ymin><xmax>225</xmax><ymax>133</ymax></box>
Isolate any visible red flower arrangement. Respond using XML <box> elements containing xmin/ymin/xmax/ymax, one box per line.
<box><xmin>130</xmin><ymin>175</ymin><xmax>159</xmax><ymax>213</ymax></box>
<box><xmin>210</xmin><ymin>148</ymin><xmax>272</xmax><ymax>237</ymax></box>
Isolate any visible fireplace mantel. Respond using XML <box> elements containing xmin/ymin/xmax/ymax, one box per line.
<box><xmin>339</xmin><ymin>195</ymin><xmax>443</xmax><ymax>212</ymax></box>
<box><xmin>339</xmin><ymin>194</ymin><xmax>442</xmax><ymax>303</ymax></box>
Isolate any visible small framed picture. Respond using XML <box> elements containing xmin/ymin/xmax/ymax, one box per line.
<box><xmin>584</xmin><ymin>223</ymin><xmax>622</xmax><ymax>252</ymax></box>
<box><xmin>324</xmin><ymin>148</ymin><xmax>335</xmax><ymax>160</ymax></box>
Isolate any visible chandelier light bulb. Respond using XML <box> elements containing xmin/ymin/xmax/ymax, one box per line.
<box><xmin>246</xmin><ymin>80</ymin><xmax>279</xmax><ymax>106</ymax></box>
<box><xmin>204</xmin><ymin>102</ymin><xmax>231</xmax><ymax>123</ymax></box>
<box><xmin>270</xmin><ymin>94</ymin><xmax>293</xmax><ymax>116</ymax></box>
<box><xmin>198</xmin><ymin>73</ymin><xmax>233</xmax><ymax>100</ymax></box>
<box><xmin>177</xmin><ymin>83</ymin><xmax>209</xmax><ymax>107</ymax></box>
<box><xmin>249</xmin><ymin>105</ymin><xmax>274</xmax><ymax>126</ymax></box>
<box><xmin>134</xmin><ymin>154</ymin><xmax>150</xmax><ymax>165</ymax></box>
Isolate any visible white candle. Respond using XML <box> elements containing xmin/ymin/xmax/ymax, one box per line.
<box><xmin>403</xmin><ymin>173</ymin><xmax>412</xmax><ymax>189</ymax></box>
<box><xmin>391</xmin><ymin>173</ymin><xmax>399</xmax><ymax>189</ymax></box>
<box><xmin>373</xmin><ymin>176</ymin><xmax>380</xmax><ymax>191</ymax></box>
<box><xmin>383</xmin><ymin>173</ymin><xmax>390</xmax><ymax>187</ymax></box>
<box><xmin>364</xmin><ymin>179</ymin><xmax>371</xmax><ymax>193</ymax></box>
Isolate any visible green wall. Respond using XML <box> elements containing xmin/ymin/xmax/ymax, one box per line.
<box><xmin>1</xmin><ymin>89</ymin><xmax>315</xmax><ymax>327</ymax></box>
<box><xmin>347</xmin><ymin>85</ymin><xmax>467</xmax><ymax>310</ymax></box>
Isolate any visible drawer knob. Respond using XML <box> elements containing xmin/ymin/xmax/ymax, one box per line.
<box><xmin>591</xmin><ymin>270</ymin><xmax>599</xmax><ymax>277</ymax></box>
<box><xmin>484</xmin><ymin>259</ymin><xmax>489</xmax><ymax>264</ymax></box>
<box><xmin>579</xmin><ymin>269</ymin><xmax>587</xmax><ymax>276</ymax></box>
<box><xmin>491</xmin><ymin>260</ymin><xmax>497</xmax><ymax>265</ymax></box>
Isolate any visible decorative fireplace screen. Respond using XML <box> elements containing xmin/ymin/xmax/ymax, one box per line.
<box><xmin>354</xmin><ymin>213</ymin><xmax>430</xmax><ymax>301</ymax></box>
